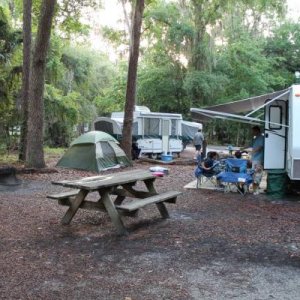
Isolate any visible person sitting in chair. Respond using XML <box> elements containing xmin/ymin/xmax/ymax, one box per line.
<box><xmin>201</xmin><ymin>152</ymin><xmax>221</xmax><ymax>176</ymax></box>
<box><xmin>201</xmin><ymin>151</ymin><xmax>224</xmax><ymax>187</ymax></box>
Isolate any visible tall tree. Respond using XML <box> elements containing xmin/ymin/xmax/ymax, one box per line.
<box><xmin>121</xmin><ymin>0</ymin><xmax>145</xmax><ymax>158</ymax></box>
<box><xmin>19</xmin><ymin>0</ymin><xmax>32</xmax><ymax>161</ymax></box>
<box><xmin>26</xmin><ymin>0</ymin><xmax>56</xmax><ymax>168</ymax></box>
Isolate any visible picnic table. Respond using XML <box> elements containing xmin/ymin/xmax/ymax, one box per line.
<box><xmin>48</xmin><ymin>169</ymin><xmax>181</xmax><ymax>235</ymax></box>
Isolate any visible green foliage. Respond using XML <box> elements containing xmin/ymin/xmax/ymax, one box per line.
<box><xmin>1</xmin><ymin>0</ymin><xmax>298</xmax><ymax>151</ymax></box>
<box><xmin>56</xmin><ymin>0</ymin><xmax>102</xmax><ymax>38</ymax></box>
<box><xmin>94</xmin><ymin>62</ymin><xmax>128</xmax><ymax>116</ymax></box>
<box><xmin>0</xmin><ymin>7</ymin><xmax>22</xmax><ymax>63</ymax></box>
<box><xmin>101</xmin><ymin>26</ymin><xmax>128</xmax><ymax>50</ymax></box>
<box><xmin>138</xmin><ymin>60</ymin><xmax>188</xmax><ymax>114</ymax></box>
<box><xmin>264</xmin><ymin>22</ymin><xmax>300</xmax><ymax>87</ymax></box>
<box><xmin>44</xmin><ymin>85</ymin><xmax>79</xmax><ymax>146</ymax></box>
<box><xmin>43</xmin><ymin>41</ymin><xmax>117</xmax><ymax>145</ymax></box>
<box><xmin>0</xmin><ymin>6</ymin><xmax>22</xmax><ymax>152</ymax></box>
<box><xmin>215</xmin><ymin>36</ymin><xmax>285</xmax><ymax>101</ymax></box>
<box><xmin>144</xmin><ymin>1</ymin><xmax>193</xmax><ymax>60</ymax></box>
<box><xmin>184</xmin><ymin>70</ymin><xmax>229</xmax><ymax>107</ymax></box>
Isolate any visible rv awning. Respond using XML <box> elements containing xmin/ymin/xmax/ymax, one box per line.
<box><xmin>190</xmin><ymin>109</ymin><xmax>263</xmax><ymax>125</ymax></box>
<box><xmin>191</xmin><ymin>89</ymin><xmax>289</xmax><ymax>123</ymax></box>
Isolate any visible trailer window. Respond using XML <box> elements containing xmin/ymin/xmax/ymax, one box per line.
<box><xmin>269</xmin><ymin>106</ymin><xmax>282</xmax><ymax>130</ymax></box>
<box><xmin>132</xmin><ymin>121</ymin><xmax>138</xmax><ymax>135</ymax></box>
<box><xmin>144</xmin><ymin>118</ymin><xmax>160</xmax><ymax>135</ymax></box>
<box><xmin>95</xmin><ymin>121</ymin><xmax>113</xmax><ymax>134</ymax></box>
<box><xmin>171</xmin><ymin>120</ymin><xmax>177</xmax><ymax>136</ymax></box>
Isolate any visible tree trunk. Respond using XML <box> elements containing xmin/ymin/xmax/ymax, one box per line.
<box><xmin>26</xmin><ymin>0</ymin><xmax>56</xmax><ymax>168</ymax></box>
<box><xmin>19</xmin><ymin>0</ymin><xmax>32</xmax><ymax>162</ymax></box>
<box><xmin>121</xmin><ymin>0</ymin><xmax>145</xmax><ymax>158</ymax></box>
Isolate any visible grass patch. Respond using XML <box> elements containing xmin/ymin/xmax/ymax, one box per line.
<box><xmin>0</xmin><ymin>147</ymin><xmax>66</xmax><ymax>165</ymax></box>
<box><xmin>44</xmin><ymin>147</ymin><xmax>66</xmax><ymax>156</ymax></box>
<box><xmin>0</xmin><ymin>153</ymin><xmax>19</xmax><ymax>165</ymax></box>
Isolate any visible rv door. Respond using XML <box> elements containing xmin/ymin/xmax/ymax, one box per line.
<box><xmin>264</xmin><ymin>100</ymin><xmax>287</xmax><ymax>169</ymax></box>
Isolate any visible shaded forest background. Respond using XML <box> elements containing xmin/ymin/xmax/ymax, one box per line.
<box><xmin>1</xmin><ymin>0</ymin><xmax>300</xmax><ymax>155</ymax></box>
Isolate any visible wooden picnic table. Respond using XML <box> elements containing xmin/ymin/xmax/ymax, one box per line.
<box><xmin>48</xmin><ymin>169</ymin><xmax>181</xmax><ymax>235</ymax></box>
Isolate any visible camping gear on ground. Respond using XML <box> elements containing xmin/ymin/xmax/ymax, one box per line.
<box><xmin>152</xmin><ymin>171</ymin><xmax>164</xmax><ymax>177</ymax></box>
<box><xmin>149</xmin><ymin>166</ymin><xmax>169</xmax><ymax>175</ymax></box>
<box><xmin>56</xmin><ymin>131</ymin><xmax>131</xmax><ymax>172</ymax></box>
<box><xmin>161</xmin><ymin>154</ymin><xmax>173</xmax><ymax>162</ymax></box>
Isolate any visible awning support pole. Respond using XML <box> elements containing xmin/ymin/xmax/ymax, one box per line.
<box><xmin>245</xmin><ymin>89</ymin><xmax>290</xmax><ymax>117</ymax></box>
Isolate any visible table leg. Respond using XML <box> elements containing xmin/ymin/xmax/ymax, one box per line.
<box><xmin>144</xmin><ymin>178</ymin><xmax>157</xmax><ymax>194</ymax></box>
<box><xmin>156</xmin><ymin>202</ymin><xmax>169</xmax><ymax>218</ymax></box>
<box><xmin>61</xmin><ymin>189</ymin><xmax>88</xmax><ymax>225</ymax></box>
<box><xmin>99</xmin><ymin>189</ymin><xmax>127</xmax><ymax>236</ymax></box>
<box><xmin>144</xmin><ymin>178</ymin><xmax>170</xmax><ymax>217</ymax></box>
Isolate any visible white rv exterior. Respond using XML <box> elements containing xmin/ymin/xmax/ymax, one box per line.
<box><xmin>263</xmin><ymin>85</ymin><xmax>300</xmax><ymax>180</ymax></box>
<box><xmin>191</xmin><ymin>84</ymin><xmax>300</xmax><ymax>182</ymax></box>
<box><xmin>93</xmin><ymin>107</ymin><xmax>184</xmax><ymax>157</ymax></box>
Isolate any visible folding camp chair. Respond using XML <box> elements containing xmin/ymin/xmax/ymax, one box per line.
<box><xmin>194</xmin><ymin>160</ymin><xmax>222</xmax><ymax>189</ymax></box>
<box><xmin>216</xmin><ymin>158</ymin><xmax>253</xmax><ymax>195</ymax></box>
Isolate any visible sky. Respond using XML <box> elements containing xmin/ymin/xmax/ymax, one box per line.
<box><xmin>98</xmin><ymin>0</ymin><xmax>300</xmax><ymax>25</ymax></box>
<box><xmin>287</xmin><ymin>0</ymin><xmax>300</xmax><ymax>20</ymax></box>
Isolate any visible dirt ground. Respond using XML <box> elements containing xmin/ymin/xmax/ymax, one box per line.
<box><xmin>1</xmin><ymin>148</ymin><xmax>300</xmax><ymax>300</ymax></box>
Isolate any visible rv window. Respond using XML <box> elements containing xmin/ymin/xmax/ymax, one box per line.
<box><xmin>95</xmin><ymin>121</ymin><xmax>114</xmax><ymax>134</ymax></box>
<box><xmin>171</xmin><ymin>119</ymin><xmax>177</xmax><ymax>136</ymax></box>
<box><xmin>269</xmin><ymin>106</ymin><xmax>282</xmax><ymax>130</ymax></box>
<box><xmin>132</xmin><ymin>121</ymin><xmax>138</xmax><ymax>135</ymax></box>
<box><xmin>144</xmin><ymin>118</ymin><xmax>160</xmax><ymax>135</ymax></box>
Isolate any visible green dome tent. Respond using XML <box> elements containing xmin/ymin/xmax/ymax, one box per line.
<box><xmin>56</xmin><ymin>131</ymin><xmax>131</xmax><ymax>172</ymax></box>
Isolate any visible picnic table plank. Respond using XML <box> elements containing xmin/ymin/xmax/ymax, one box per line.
<box><xmin>47</xmin><ymin>190</ymin><xmax>79</xmax><ymax>200</ymax></box>
<box><xmin>116</xmin><ymin>191</ymin><xmax>181</xmax><ymax>212</ymax></box>
<box><xmin>52</xmin><ymin>169</ymin><xmax>155</xmax><ymax>191</ymax></box>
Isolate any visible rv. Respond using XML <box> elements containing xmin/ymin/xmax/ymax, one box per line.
<box><xmin>93</xmin><ymin>106</ymin><xmax>189</xmax><ymax>158</ymax></box>
<box><xmin>191</xmin><ymin>84</ymin><xmax>300</xmax><ymax>184</ymax></box>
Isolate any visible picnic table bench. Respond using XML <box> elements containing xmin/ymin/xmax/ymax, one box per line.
<box><xmin>48</xmin><ymin>169</ymin><xmax>181</xmax><ymax>235</ymax></box>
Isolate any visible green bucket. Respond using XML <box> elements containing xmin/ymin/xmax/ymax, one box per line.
<box><xmin>266</xmin><ymin>170</ymin><xmax>287</xmax><ymax>199</ymax></box>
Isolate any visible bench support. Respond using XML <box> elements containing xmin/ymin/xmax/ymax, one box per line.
<box><xmin>61</xmin><ymin>189</ymin><xmax>88</xmax><ymax>225</ymax></box>
<box><xmin>156</xmin><ymin>202</ymin><xmax>169</xmax><ymax>218</ymax></box>
<box><xmin>99</xmin><ymin>188</ymin><xmax>128</xmax><ymax>236</ymax></box>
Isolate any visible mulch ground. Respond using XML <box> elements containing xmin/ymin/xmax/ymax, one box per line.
<box><xmin>1</xmin><ymin>150</ymin><xmax>300</xmax><ymax>299</ymax></box>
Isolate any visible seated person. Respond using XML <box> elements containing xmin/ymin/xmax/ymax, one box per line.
<box><xmin>234</xmin><ymin>150</ymin><xmax>242</xmax><ymax>159</ymax></box>
<box><xmin>201</xmin><ymin>151</ymin><xmax>221</xmax><ymax>176</ymax></box>
<box><xmin>235</xmin><ymin>150</ymin><xmax>252</xmax><ymax>168</ymax></box>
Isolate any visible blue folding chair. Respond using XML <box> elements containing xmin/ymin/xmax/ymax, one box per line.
<box><xmin>194</xmin><ymin>160</ymin><xmax>221</xmax><ymax>189</ymax></box>
<box><xmin>216</xmin><ymin>158</ymin><xmax>253</xmax><ymax>195</ymax></box>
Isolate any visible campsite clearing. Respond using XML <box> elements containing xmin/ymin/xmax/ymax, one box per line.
<box><xmin>1</xmin><ymin>148</ymin><xmax>300</xmax><ymax>299</ymax></box>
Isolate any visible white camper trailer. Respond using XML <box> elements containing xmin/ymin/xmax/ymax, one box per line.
<box><xmin>190</xmin><ymin>84</ymin><xmax>300</xmax><ymax>183</ymax></box>
<box><xmin>93</xmin><ymin>107</ymin><xmax>183</xmax><ymax>158</ymax></box>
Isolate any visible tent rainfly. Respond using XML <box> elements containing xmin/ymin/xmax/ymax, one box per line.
<box><xmin>56</xmin><ymin>131</ymin><xmax>131</xmax><ymax>172</ymax></box>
